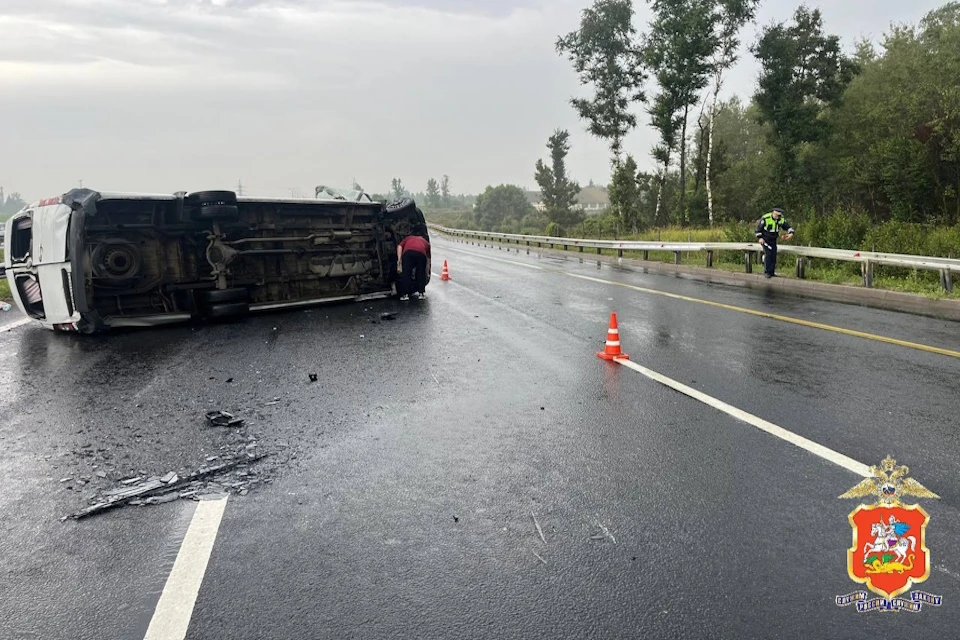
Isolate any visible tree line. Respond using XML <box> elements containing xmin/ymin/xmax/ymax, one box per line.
<box><xmin>556</xmin><ymin>0</ymin><xmax>960</xmax><ymax>232</ymax></box>
<box><xmin>0</xmin><ymin>188</ymin><xmax>27</xmax><ymax>215</ymax></box>
<box><xmin>368</xmin><ymin>176</ymin><xmax>475</xmax><ymax>210</ymax></box>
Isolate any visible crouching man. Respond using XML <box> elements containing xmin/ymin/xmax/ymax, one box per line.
<box><xmin>397</xmin><ymin>227</ymin><xmax>431</xmax><ymax>300</ymax></box>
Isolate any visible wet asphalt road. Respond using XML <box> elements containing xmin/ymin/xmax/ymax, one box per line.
<box><xmin>1</xmin><ymin>234</ymin><xmax>959</xmax><ymax>639</ymax></box>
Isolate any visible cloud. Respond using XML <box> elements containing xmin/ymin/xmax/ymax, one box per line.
<box><xmin>0</xmin><ymin>0</ymin><xmax>951</xmax><ymax>201</ymax></box>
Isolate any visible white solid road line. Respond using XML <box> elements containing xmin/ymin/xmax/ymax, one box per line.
<box><xmin>614</xmin><ymin>358</ymin><xmax>872</xmax><ymax>478</ymax></box>
<box><xmin>143</xmin><ymin>496</ymin><xmax>229</xmax><ymax>640</ymax></box>
<box><xmin>2</xmin><ymin>317</ymin><xmax>33</xmax><ymax>332</ymax></box>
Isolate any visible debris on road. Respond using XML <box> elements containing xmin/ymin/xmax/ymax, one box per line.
<box><xmin>309</xmin><ymin>373</ymin><xmax>318</xmax><ymax>382</ymax></box>
<box><xmin>530</xmin><ymin>549</ymin><xmax>547</xmax><ymax>565</ymax></box>
<box><xmin>590</xmin><ymin>520</ymin><xmax>617</xmax><ymax>544</ymax></box>
<box><xmin>379</xmin><ymin>312</ymin><xmax>397</xmax><ymax>321</ymax></box>
<box><xmin>532</xmin><ymin>513</ymin><xmax>547</xmax><ymax>544</ymax></box>
<box><xmin>66</xmin><ymin>452</ymin><xmax>272</xmax><ymax>520</ymax></box>
<box><xmin>205</xmin><ymin>410</ymin><xmax>244</xmax><ymax>428</ymax></box>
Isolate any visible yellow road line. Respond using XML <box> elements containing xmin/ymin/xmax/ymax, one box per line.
<box><xmin>442</xmin><ymin>242</ymin><xmax>960</xmax><ymax>360</ymax></box>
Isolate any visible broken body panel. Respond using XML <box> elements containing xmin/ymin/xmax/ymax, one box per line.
<box><xmin>2</xmin><ymin>189</ymin><xmax>428</xmax><ymax>332</ymax></box>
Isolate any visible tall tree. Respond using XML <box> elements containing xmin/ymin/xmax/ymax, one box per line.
<box><xmin>704</xmin><ymin>0</ymin><xmax>760</xmax><ymax>226</ymax></box>
<box><xmin>534</xmin><ymin>129</ymin><xmax>583</xmax><ymax>229</ymax></box>
<box><xmin>608</xmin><ymin>154</ymin><xmax>642</xmax><ymax>231</ymax></box>
<box><xmin>425</xmin><ymin>178</ymin><xmax>441</xmax><ymax>208</ymax></box>
<box><xmin>752</xmin><ymin>5</ymin><xmax>858</xmax><ymax>203</ymax></box>
<box><xmin>645</xmin><ymin>0</ymin><xmax>718</xmax><ymax>226</ymax></box>
<box><xmin>557</xmin><ymin>0</ymin><xmax>646</xmax><ymax>163</ymax></box>
<box><xmin>440</xmin><ymin>175</ymin><xmax>451</xmax><ymax>207</ymax></box>
<box><xmin>390</xmin><ymin>178</ymin><xmax>407</xmax><ymax>200</ymax></box>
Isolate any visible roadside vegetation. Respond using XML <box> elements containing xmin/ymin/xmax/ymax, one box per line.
<box><xmin>425</xmin><ymin>1</ymin><xmax>960</xmax><ymax>300</ymax></box>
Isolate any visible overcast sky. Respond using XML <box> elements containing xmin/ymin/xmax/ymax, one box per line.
<box><xmin>0</xmin><ymin>0</ymin><xmax>948</xmax><ymax>201</ymax></box>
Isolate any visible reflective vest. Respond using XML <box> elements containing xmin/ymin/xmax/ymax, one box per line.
<box><xmin>761</xmin><ymin>213</ymin><xmax>783</xmax><ymax>233</ymax></box>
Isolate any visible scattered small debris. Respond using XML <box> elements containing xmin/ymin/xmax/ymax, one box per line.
<box><xmin>530</xmin><ymin>549</ymin><xmax>547</xmax><ymax>565</ymax></box>
<box><xmin>67</xmin><ymin>453</ymin><xmax>272</xmax><ymax>520</ymax></box>
<box><xmin>160</xmin><ymin>472</ymin><xmax>178</xmax><ymax>484</ymax></box>
<box><xmin>205</xmin><ymin>410</ymin><xmax>244</xmax><ymax>428</ymax></box>
<box><xmin>94</xmin><ymin>470</ymin><xmax>107</xmax><ymax>479</ymax></box>
<box><xmin>226</xmin><ymin>378</ymin><xmax>234</xmax><ymax>383</ymax></box>
<box><xmin>453</xmin><ymin>515</ymin><xmax>460</xmax><ymax>523</ymax></box>
<box><xmin>308</xmin><ymin>373</ymin><xmax>318</xmax><ymax>382</ymax></box>
<box><xmin>591</xmin><ymin>520</ymin><xmax>617</xmax><ymax>544</ymax></box>
<box><xmin>120</xmin><ymin>476</ymin><xmax>143</xmax><ymax>485</ymax></box>
<box><xmin>264</xmin><ymin>397</ymin><xmax>280</xmax><ymax>406</ymax></box>
<box><xmin>59</xmin><ymin>477</ymin><xmax>72</xmax><ymax>483</ymax></box>
<box><xmin>205</xmin><ymin>455</ymin><xmax>219</xmax><ymax>462</ymax></box>
<box><xmin>532</xmin><ymin>513</ymin><xmax>546</xmax><ymax>544</ymax></box>
<box><xmin>380</xmin><ymin>312</ymin><xmax>397</xmax><ymax>321</ymax></box>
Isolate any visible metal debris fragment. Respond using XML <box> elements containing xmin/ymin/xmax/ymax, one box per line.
<box><xmin>205</xmin><ymin>410</ymin><xmax>244</xmax><ymax>428</ymax></box>
<box><xmin>160</xmin><ymin>472</ymin><xmax>178</xmax><ymax>484</ymax></box>
<box><xmin>66</xmin><ymin>453</ymin><xmax>272</xmax><ymax>520</ymax></box>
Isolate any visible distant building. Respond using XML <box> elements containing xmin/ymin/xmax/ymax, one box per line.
<box><xmin>524</xmin><ymin>186</ymin><xmax>609</xmax><ymax>215</ymax></box>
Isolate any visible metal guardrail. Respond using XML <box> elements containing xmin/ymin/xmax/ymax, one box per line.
<box><xmin>430</xmin><ymin>225</ymin><xmax>959</xmax><ymax>292</ymax></box>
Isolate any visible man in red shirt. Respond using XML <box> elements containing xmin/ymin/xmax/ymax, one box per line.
<box><xmin>397</xmin><ymin>228</ymin><xmax>431</xmax><ymax>300</ymax></box>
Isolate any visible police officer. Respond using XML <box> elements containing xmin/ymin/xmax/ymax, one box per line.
<box><xmin>755</xmin><ymin>207</ymin><xmax>795</xmax><ymax>278</ymax></box>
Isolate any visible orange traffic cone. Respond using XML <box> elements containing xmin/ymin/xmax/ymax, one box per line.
<box><xmin>597</xmin><ymin>312</ymin><xmax>629</xmax><ymax>361</ymax></box>
<box><xmin>440</xmin><ymin>260</ymin><xmax>451</xmax><ymax>281</ymax></box>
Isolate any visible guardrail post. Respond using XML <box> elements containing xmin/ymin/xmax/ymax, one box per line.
<box><xmin>674</xmin><ymin>251</ymin><xmax>681</xmax><ymax>265</ymax></box>
<box><xmin>706</xmin><ymin>250</ymin><xmax>714</xmax><ymax>268</ymax></box>
<box><xmin>579</xmin><ymin>246</ymin><xmax>584</xmax><ymax>253</ymax></box>
<box><xmin>617</xmin><ymin>249</ymin><xmax>623</xmax><ymax>258</ymax></box>
<box><xmin>744</xmin><ymin>252</ymin><xmax>752</xmax><ymax>274</ymax></box>
<box><xmin>940</xmin><ymin>269</ymin><xmax>953</xmax><ymax>292</ymax></box>
<box><xmin>596</xmin><ymin>247</ymin><xmax>602</xmax><ymax>255</ymax></box>
<box><xmin>563</xmin><ymin>244</ymin><xmax>568</xmax><ymax>251</ymax></box>
<box><xmin>796</xmin><ymin>257</ymin><xmax>806</xmax><ymax>279</ymax></box>
<box><xmin>643</xmin><ymin>250</ymin><xmax>649</xmax><ymax>261</ymax></box>
<box><xmin>861</xmin><ymin>261</ymin><xmax>874</xmax><ymax>288</ymax></box>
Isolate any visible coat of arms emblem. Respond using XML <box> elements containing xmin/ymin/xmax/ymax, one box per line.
<box><xmin>836</xmin><ymin>455</ymin><xmax>943</xmax><ymax>612</ymax></box>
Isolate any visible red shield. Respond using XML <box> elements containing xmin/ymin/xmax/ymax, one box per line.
<box><xmin>848</xmin><ymin>504</ymin><xmax>930</xmax><ymax>598</ymax></box>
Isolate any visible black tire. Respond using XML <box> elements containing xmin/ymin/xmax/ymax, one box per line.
<box><xmin>384</xmin><ymin>197</ymin><xmax>416</xmax><ymax>216</ymax></box>
<box><xmin>200</xmin><ymin>288</ymin><xmax>249</xmax><ymax>305</ymax></box>
<box><xmin>206</xmin><ymin>302</ymin><xmax>250</xmax><ymax>319</ymax></box>
<box><xmin>196</xmin><ymin>204</ymin><xmax>240</xmax><ymax>221</ymax></box>
<box><xmin>188</xmin><ymin>190</ymin><xmax>237</xmax><ymax>207</ymax></box>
